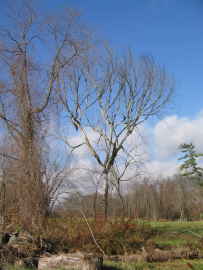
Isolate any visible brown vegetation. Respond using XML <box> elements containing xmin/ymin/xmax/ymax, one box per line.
<box><xmin>63</xmin><ymin>175</ymin><xmax>203</xmax><ymax>221</ymax></box>
<box><xmin>0</xmin><ymin>0</ymin><xmax>90</xmax><ymax>230</ymax></box>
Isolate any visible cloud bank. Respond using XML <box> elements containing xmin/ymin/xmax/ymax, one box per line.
<box><xmin>146</xmin><ymin>111</ymin><xmax>203</xmax><ymax>177</ymax></box>
<box><xmin>54</xmin><ymin>110</ymin><xmax>203</xmax><ymax>185</ymax></box>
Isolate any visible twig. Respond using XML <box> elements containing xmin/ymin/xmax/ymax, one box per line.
<box><xmin>80</xmin><ymin>209</ymin><xmax>105</xmax><ymax>256</ymax></box>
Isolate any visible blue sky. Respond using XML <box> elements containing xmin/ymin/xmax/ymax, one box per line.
<box><xmin>1</xmin><ymin>0</ymin><xmax>202</xmax><ymax>117</ymax></box>
<box><xmin>1</xmin><ymin>0</ymin><xmax>203</xmax><ymax>177</ymax></box>
<box><xmin>32</xmin><ymin>0</ymin><xmax>203</xmax><ymax>118</ymax></box>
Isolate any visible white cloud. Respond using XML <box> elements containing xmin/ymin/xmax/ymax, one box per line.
<box><xmin>68</xmin><ymin>127</ymin><xmax>108</xmax><ymax>159</ymax></box>
<box><xmin>68</xmin><ymin>125</ymin><xmax>149</xmax><ymax>165</ymax></box>
<box><xmin>154</xmin><ymin>111</ymin><xmax>203</xmax><ymax>159</ymax></box>
<box><xmin>142</xmin><ymin>111</ymin><xmax>203</xmax><ymax>177</ymax></box>
<box><xmin>54</xmin><ymin>111</ymin><xmax>203</xmax><ymax>185</ymax></box>
<box><xmin>145</xmin><ymin>160</ymin><xmax>178</xmax><ymax>178</ymax></box>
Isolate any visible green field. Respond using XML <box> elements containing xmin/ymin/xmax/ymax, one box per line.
<box><xmin>149</xmin><ymin>220</ymin><xmax>203</xmax><ymax>249</ymax></box>
<box><xmin>103</xmin><ymin>220</ymin><xmax>203</xmax><ymax>269</ymax></box>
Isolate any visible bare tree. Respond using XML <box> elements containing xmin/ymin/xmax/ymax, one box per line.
<box><xmin>58</xmin><ymin>49</ymin><xmax>174</xmax><ymax>220</ymax></box>
<box><xmin>41</xmin><ymin>155</ymin><xmax>75</xmax><ymax>216</ymax></box>
<box><xmin>0</xmin><ymin>2</ymin><xmax>90</xmax><ymax>228</ymax></box>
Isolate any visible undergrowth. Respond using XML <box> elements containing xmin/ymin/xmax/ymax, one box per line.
<box><xmin>40</xmin><ymin>217</ymin><xmax>155</xmax><ymax>255</ymax></box>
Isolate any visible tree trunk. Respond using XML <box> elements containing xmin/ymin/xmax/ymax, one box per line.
<box><xmin>104</xmin><ymin>173</ymin><xmax>109</xmax><ymax>221</ymax></box>
<box><xmin>93</xmin><ymin>191</ymin><xmax>98</xmax><ymax>221</ymax></box>
<box><xmin>15</xmin><ymin>54</ymin><xmax>47</xmax><ymax>229</ymax></box>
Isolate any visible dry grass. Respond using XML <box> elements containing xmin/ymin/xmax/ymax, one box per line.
<box><xmin>39</xmin><ymin>218</ymin><xmax>154</xmax><ymax>255</ymax></box>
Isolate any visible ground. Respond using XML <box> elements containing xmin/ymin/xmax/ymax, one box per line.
<box><xmin>3</xmin><ymin>220</ymin><xmax>203</xmax><ymax>269</ymax></box>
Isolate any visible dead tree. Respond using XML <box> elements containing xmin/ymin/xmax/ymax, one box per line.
<box><xmin>58</xmin><ymin>49</ymin><xmax>174</xmax><ymax>220</ymax></box>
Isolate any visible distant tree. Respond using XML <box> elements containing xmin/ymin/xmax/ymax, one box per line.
<box><xmin>178</xmin><ymin>143</ymin><xmax>203</xmax><ymax>182</ymax></box>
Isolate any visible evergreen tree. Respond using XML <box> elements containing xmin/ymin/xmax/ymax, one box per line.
<box><xmin>178</xmin><ymin>143</ymin><xmax>203</xmax><ymax>183</ymax></box>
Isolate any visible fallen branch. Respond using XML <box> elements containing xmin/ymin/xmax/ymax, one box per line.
<box><xmin>80</xmin><ymin>209</ymin><xmax>105</xmax><ymax>256</ymax></box>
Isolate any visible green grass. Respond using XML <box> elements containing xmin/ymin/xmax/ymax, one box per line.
<box><xmin>104</xmin><ymin>259</ymin><xmax>203</xmax><ymax>269</ymax></box>
<box><xmin>150</xmin><ymin>220</ymin><xmax>203</xmax><ymax>235</ymax></box>
<box><xmin>154</xmin><ymin>238</ymin><xmax>188</xmax><ymax>248</ymax></box>
<box><xmin>147</xmin><ymin>220</ymin><xmax>203</xmax><ymax>250</ymax></box>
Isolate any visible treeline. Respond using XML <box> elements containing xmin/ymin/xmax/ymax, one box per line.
<box><xmin>62</xmin><ymin>175</ymin><xmax>203</xmax><ymax>221</ymax></box>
